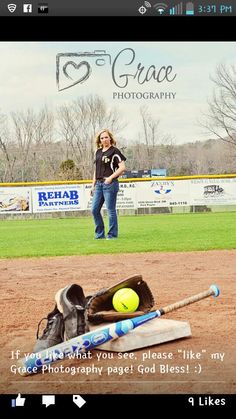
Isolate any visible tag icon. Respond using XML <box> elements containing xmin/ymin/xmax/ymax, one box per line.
<box><xmin>73</xmin><ymin>395</ymin><xmax>86</xmax><ymax>408</ymax></box>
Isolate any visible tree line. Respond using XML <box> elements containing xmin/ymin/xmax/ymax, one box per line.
<box><xmin>0</xmin><ymin>64</ymin><xmax>235</xmax><ymax>182</ymax></box>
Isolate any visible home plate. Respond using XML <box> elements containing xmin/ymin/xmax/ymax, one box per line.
<box><xmin>90</xmin><ymin>319</ymin><xmax>191</xmax><ymax>352</ymax></box>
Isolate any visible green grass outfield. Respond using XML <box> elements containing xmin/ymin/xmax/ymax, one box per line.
<box><xmin>0</xmin><ymin>212</ymin><xmax>235</xmax><ymax>258</ymax></box>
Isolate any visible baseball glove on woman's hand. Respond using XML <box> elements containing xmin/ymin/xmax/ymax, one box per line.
<box><xmin>86</xmin><ymin>275</ymin><xmax>155</xmax><ymax>324</ymax></box>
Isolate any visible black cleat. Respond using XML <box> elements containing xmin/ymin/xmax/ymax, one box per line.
<box><xmin>55</xmin><ymin>284</ymin><xmax>89</xmax><ymax>339</ymax></box>
<box><xmin>33</xmin><ymin>305</ymin><xmax>64</xmax><ymax>353</ymax></box>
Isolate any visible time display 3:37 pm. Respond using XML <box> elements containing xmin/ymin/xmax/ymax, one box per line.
<box><xmin>198</xmin><ymin>4</ymin><xmax>233</xmax><ymax>14</ymax></box>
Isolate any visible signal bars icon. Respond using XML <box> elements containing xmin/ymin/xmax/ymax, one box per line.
<box><xmin>169</xmin><ymin>2</ymin><xmax>183</xmax><ymax>15</ymax></box>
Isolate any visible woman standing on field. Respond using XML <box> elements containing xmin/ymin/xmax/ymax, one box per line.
<box><xmin>90</xmin><ymin>129</ymin><xmax>126</xmax><ymax>240</ymax></box>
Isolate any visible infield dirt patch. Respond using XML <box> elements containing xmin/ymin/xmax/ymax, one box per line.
<box><xmin>0</xmin><ymin>250</ymin><xmax>235</xmax><ymax>395</ymax></box>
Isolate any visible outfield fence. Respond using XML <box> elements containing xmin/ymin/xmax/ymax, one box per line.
<box><xmin>1</xmin><ymin>174</ymin><xmax>236</xmax><ymax>218</ymax></box>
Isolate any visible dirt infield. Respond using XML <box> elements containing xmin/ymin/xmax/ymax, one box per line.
<box><xmin>0</xmin><ymin>250</ymin><xmax>235</xmax><ymax>395</ymax></box>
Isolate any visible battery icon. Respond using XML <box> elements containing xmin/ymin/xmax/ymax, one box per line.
<box><xmin>186</xmin><ymin>1</ymin><xmax>194</xmax><ymax>15</ymax></box>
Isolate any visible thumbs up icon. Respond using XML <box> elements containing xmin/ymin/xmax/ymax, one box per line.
<box><xmin>11</xmin><ymin>393</ymin><xmax>26</xmax><ymax>407</ymax></box>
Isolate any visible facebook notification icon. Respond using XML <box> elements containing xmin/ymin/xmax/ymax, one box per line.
<box><xmin>23</xmin><ymin>4</ymin><xmax>32</xmax><ymax>13</ymax></box>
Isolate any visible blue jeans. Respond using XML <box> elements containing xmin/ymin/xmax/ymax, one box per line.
<box><xmin>91</xmin><ymin>179</ymin><xmax>119</xmax><ymax>239</ymax></box>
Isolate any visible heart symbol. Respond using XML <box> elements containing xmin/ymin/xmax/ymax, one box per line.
<box><xmin>60</xmin><ymin>61</ymin><xmax>91</xmax><ymax>91</ymax></box>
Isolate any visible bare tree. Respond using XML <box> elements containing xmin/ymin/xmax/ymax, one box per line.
<box><xmin>0</xmin><ymin>136</ymin><xmax>16</xmax><ymax>182</ymax></box>
<box><xmin>9</xmin><ymin>107</ymin><xmax>57</xmax><ymax>181</ymax></box>
<box><xmin>11</xmin><ymin>109</ymin><xmax>33</xmax><ymax>180</ymax></box>
<box><xmin>57</xmin><ymin>94</ymin><xmax>126</xmax><ymax>178</ymax></box>
<box><xmin>0</xmin><ymin>112</ymin><xmax>16</xmax><ymax>182</ymax></box>
<box><xmin>32</xmin><ymin>106</ymin><xmax>57</xmax><ymax>180</ymax></box>
<box><xmin>137</xmin><ymin>106</ymin><xmax>174</xmax><ymax>170</ymax></box>
<box><xmin>158</xmin><ymin>137</ymin><xmax>178</xmax><ymax>175</ymax></box>
<box><xmin>203</xmin><ymin>64</ymin><xmax>236</xmax><ymax>146</ymax></box>
<box><xmin>139</xmin><ymin>106</ymin><xmax>160</xmax><ymax>168</ymax></box>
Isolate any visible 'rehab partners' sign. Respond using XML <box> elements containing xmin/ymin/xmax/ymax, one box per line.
<box><xmin>32</xmin><ymin>185</ymin><xmax>85</xmax><ymax>213</ymax></box>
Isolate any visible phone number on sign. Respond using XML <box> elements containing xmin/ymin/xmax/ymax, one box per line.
<box><xmin>169</xmin><ymin>202</ymin><xmax>188</xmax><ymax>206</ymax></box>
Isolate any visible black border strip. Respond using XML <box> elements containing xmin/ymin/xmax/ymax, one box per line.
<box><xmin>0</xmin><ymin>16</ymin><xmax>235</xmax><ymax>41</ymax></box>
<box><xmin>0</xmin><ymin>394</ymin><xmax>235</xmax><ymax>411</ymax></box>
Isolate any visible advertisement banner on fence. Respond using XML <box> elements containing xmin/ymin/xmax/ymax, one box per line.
<box><xmin>136</xmin><ymin>180</ymin><xmax>191</xmax><ymax>208</ymax></box>
<box><xmin>116</xmin><ymin>182</ymin><xmax>136</xmax><ymax>209</ymax></box>
<box><xmin>84</xmin><ymin>183</ymin><xmax>93</xmax><ymax>210</ymax></box>
<box><xmin>84</xmin><ymin>182</ymin><xmax>137</xmax><ymax>210</ymax></box>
<box><xmin>0</xmin><ymin>187</ymin><xmax>31</xmax><ymax>213</ymax></box>
<box><xmin>190</xmin><ymin>178</ymin><xmax>236</xmax><ymax>205</ymax></box>
<box><xmin>32</xmin><ymin>184</ymin><xmax>85</xmax><ymax>212</ymax></box>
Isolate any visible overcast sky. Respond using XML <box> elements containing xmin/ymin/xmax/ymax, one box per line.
<box><xmin>0</xmin><ymin>42</ymin><xmax>235</xmax><ymax>144</ymax></box>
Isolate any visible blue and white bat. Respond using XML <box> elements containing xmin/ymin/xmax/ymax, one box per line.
<box><xmin>17</xmin><ymin>285</ymin><xmax>219</xmax><ymax>376</ymax></box>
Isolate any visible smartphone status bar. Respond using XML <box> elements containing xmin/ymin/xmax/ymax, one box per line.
<box><xmin>0</xmin><ymin>0</ymin><xmax>235</xmax><ymax>16</ymax></box>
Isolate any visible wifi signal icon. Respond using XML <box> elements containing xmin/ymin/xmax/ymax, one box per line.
<box><xmin>144</xmin><ymin>1</ymin><xmax>152</xmax><ymax>7</ymax></box>
<box><xmin>153</xmin><ymin>3</ymin><xmax>167</xmax><ymax>14</ymax></box>
<box><xmin>8</xmin><ymin>4</ymin><xmax>17</xmax><ymax>13</ymax></box>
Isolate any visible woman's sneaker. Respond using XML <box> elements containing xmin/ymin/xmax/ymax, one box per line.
<box><xmin>33</xmin><ymin>305</ymin><xmax>64</xmax><ymax>353</ymax></box>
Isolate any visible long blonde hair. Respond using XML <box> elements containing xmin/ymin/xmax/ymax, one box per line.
<box><xmin>95</xmin><ymin>129</ymin><xmax>116</xmax><ymax>149</ymax></box>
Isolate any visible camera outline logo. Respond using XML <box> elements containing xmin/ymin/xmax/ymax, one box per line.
<box><xmin>56</xmin><ymin>50</ymin><xmax>112</xmax><ymax>92</ymax></box>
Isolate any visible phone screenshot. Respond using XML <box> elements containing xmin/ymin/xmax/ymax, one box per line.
<box><xmin>0</xmin><ymin>0</ymin><xmax>235</xmax><ymax>413</ymax></box>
